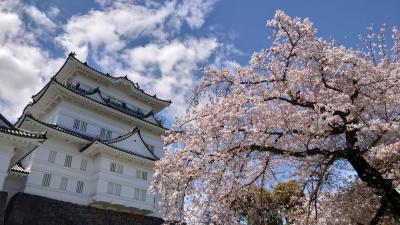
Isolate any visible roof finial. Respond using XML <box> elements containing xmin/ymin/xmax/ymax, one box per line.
<box><xmin>69</xmin><ymin>52</ymin><xmax>76</xmax><ymax>57</ymax></box>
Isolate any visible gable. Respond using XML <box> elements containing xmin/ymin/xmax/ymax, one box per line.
<box><xmin>105</xmin><ymin>130</ymin><xmax>156</xmax><ymax>159</ymax></box>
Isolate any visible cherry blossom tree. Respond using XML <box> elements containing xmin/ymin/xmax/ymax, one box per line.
<box><xmin>152</xmin><ymin>10</ymin><xmax>400</xmax><ymax>225</ymax></box>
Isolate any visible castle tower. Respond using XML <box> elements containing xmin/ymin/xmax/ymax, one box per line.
<box><xmin>9</xmin><ymin>53</ymin><xmax>171</xmax><ymax>217</ymax></box>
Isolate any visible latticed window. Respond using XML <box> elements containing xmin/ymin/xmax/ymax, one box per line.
<box><xmin>136</xmin><ymin>169</ymin><xmax>148</xmax><ymax>181</ymax></box>
<box><xmin>116</xmin><ymin>164</ymin><xmax>123</xmax><ymax>174</ymax></box>
<box><xmin>73</xmin><ymin>119</ymin><xmax>87</xmax><ymax>132</ymax></box>
<box><xmin>80</xmin><ymin>159</ymin><xmax>87</xmax><ymax>171</ymax></box>
<box><xmin>134</xmin><ymin>188</ymin><xmax>146</xmax><ymax>201</ymax></box>
<box><xmin>59</xmin><ymin>177</ymin><xmax>68</xmax><ymax>190</ymax></box>
<box><xmin>100</xmin><ymin>128</ymin><xmax>112</xmax><ymax>140</ymax></box>
<box><xmin>76</xmin><ymin>181</ymin><xmax>84</xmax><ymax>194</ymax></box>
<box><xmin>48</xmin><ymin>151</ymin><xmax>57</xmax><ymax>163</ymax></box>
<box><xmin>110</xmin><ymin>162</ymin><xmax>123</xmax><ymax>175</ymax></box>
<box><xmin>107</xmin><ymin>182</ymin><xmax>121</xmax><ymax>196</ymax></box>
<box><xmin>42</xmin><ymin>173</ymin><xmax>51</xmax><ymax>187</ymax></box>
<box><xmin>110</xmin><ymin>162</ymin><xmax>116</xmax><ymax>172</ymax></box>
<box><xmin>64</xmin><ymin>155</ymin><xmax>72</xmax><ymax>167</ymax></box>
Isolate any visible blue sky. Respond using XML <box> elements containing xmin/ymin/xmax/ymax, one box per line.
<box><xmin>0</xmin><ymin>0</ymin><xmax>399</xmax><ymax>126</ymax></box>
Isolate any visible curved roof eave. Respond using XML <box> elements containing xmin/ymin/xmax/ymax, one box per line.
<box><xmin>80</xmin><ymin>140</ymin><xmax>157</xmax><ymax>162</ymax></box>
<box><xmin>20</xmin><ymin>114</ymin><xmax>160</xmax><ymax>161</ymax></box>
<box><xmin>102</xmin><ymin>127</ymin><xmax>160</xmax><ymax>160</ymax></box>
<box><xmin>20</xmin><ymin>79</ymin><xmax>168</xmax><ymax>132</ymax></box>
<box><xmin>19</xmin><ymin>114</ymin><xmax>93</xmax><ymax>142</ymax></box>
<box><xmin>62</xmin><ymin>53</ymin><xmax>172</xmax><ymax>105</ymax></box>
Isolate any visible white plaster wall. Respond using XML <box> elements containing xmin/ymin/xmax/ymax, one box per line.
<box><xmin>3</xmin><ymin>175</ymin><xmax>26</xmax><ymax>202</ymax></box>
<box><xmin>22</xmin><ymin>136</ymin><xmax>161</xmax><ymax>216</ymax></box>
<box><xmin>24</xmin><ymin>139</ymin><xmax>94</xmax><ymax>205</ymax></box>
<box><xmin>92</xmin><ymin>153</ymin><xmax>156</xmax><ymax>212</ymax></box>
<box><xmin>0</xmin><ymin>143</ymin><xmax>14</xmax><ymax>190</ymax></box>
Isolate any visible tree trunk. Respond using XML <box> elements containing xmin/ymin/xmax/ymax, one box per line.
<box><xmin>346</xmin><ymin>153</ymin><xmax>400</xmax><ymax>219</ymax></box>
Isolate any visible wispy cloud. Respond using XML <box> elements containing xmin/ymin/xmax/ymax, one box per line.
<box><xmin>0</xmin><ymin>1</ymin><xmax>63</xmax><ymax>120</ymax></box>
<box><xmin>24</xmin><ymin>5</ymin><xmax>56</xmax><ymax>32</ymax></box>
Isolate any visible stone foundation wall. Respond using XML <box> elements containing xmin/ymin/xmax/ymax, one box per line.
<box><xmin>0</xmin><ymin>191</ymin><xmax>7</xmax><ymax>225</ymax></box>
<box><xmin>4</xmin><ymin>193</ymin><xmax>164</xmax><ymax>225</ymax></box>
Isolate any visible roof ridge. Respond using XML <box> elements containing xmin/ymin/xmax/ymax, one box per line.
<box><xmin>100</xmin><ymin>141</ymin><xmax>157</xmax><ymax>161</ymax></box>
<box><xmin>23</xmin><ymin>114</ymin><xmax>93</xmax><ymax>141</ymax></box>
<box><xmin>103</xmin><ymin>127</ymin><xmax>139</xmax><ymax>144</ymax></box>
<box><xmin>0</xmin><ymin>114</ymin><xmax>46</xmax><ymax>139</ymax></box>
<box><xmin>137</xmin><ymin>129</ymin><xmax>160</xmax><ymax>160</ymax></box>
<box><xmin>68</xmin><ymin>53</ymin><xmax>172</xmax><ymax>104</ymax></box>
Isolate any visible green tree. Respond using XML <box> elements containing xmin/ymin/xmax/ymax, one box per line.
<box><xmin>231</xmin><ymin>180</ymin><xmax>304</xmax><ymax>225</ymax></box>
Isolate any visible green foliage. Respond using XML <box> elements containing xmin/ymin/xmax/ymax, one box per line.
<box><xmin>273</xmin><ymin>180</ymin><xmax>301</xmax><ymax>206</ymax></box>
<box><xmin>231</xmin><ymin>180</ymin><xmax>303</xmax><ymax>225</ymax></box>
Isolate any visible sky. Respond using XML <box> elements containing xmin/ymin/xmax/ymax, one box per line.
<box><xmin>0</xmin><ymin>0</ymin><xmax>399</xmax><ymax>127</ymax></box>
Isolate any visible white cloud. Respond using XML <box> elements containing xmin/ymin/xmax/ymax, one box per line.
<box><xmin>56</xmin><ymin>0</ymin><xmax>217</xmax><ymax>61</ymax></box>
<box><xmin>0</xmin><ymin>3</ymin><xmax>63</xmax><ymax>121</ymax></box>
<box><xmin>47</xmin><ymin>6</ymin><xmax>60</xmax><ymax>18</ymax></box>
<box><xmin>0</xmin><ymin>12</ymin><xmax>21</xmax><ymax>43</ymax></box>
<box><xmin>174</xmin><ymin>0</ymin><xmax>216</xmax><ymax>29</ymax></box>
<box><xmin>24</xmin><ymin>5</ymin><xmax>56</xmax><ymax>31</ymax></box>
<box><xmin>118</xmin><ymin>38</ymin><xmax>219</xmax><ymax>116</ymax></box>
<box><xmin>56</xmin><ymin>1</ymin><xmax>175</xmax><ymax>60</ymax></box>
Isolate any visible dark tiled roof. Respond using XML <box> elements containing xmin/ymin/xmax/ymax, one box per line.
<box><xmin>10</xmin><ymin>163</ymin><xmax>29</xmax><ymax>174</ymax></box>
<box><xmin>50</xmin><ymin>80</ymin><xmax>167</xmax><ymax>129</ymax></box>
<box><xmin>98</xmin><ymin>141</ymin><xmax>157</xmax><ymax>161</ymax></box>
<box><xmin>67</xmin><ymin>52</ymin><xmax>172</xmax><ymax>104</ymax></box>
<box><xmin>0</xmin><ymin>113</ymin><xmax>46</xmax><ymax>139</ymax></box>
<box><xmin>103</xmin><ymin>127</ymin><xmax>140</xmax><ymax>144</ymax></box>
<box><xmin>24</xmin><ymin>114</ymin><xmax>94</xmax><ymax>141</ymax></box>
<box><xmin>24</xmin><ymin>115</ymin><xmax>158</xmax><ymax>161</ymax></box>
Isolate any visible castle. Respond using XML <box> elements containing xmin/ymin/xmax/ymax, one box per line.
<box><xmin>0</xmin><ymin>53</ymin><xmax>170</xmax><ymax>225</ymax></box>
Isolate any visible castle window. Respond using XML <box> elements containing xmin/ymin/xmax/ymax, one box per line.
<box><xmin>110</xmin><ymin>162</ymin><xmax>123</xmax><ymax>175</ymax></box>
<box><xmin>107</xmin><ymin>182</ymin><xmax>121</xmax><ymax>196</ymax></box>
<box><xmin>134</xmin><ymin>188</ymin><xmax>146</xmax><ymax>201</ymax></box>
<box><xmin>100</xmin><ymin>128</ymin><xmax>112</xmax><ymax>140</ymax></box>
<box><xmin>110</xmin><ymin>162</ymin><xmax>116</xmax><ymax>172</ymax></box>
<box><xmin>48</xmin><ymin>151</ymin><xmax>57</xmax><ymax>163</ymax></box>
<box><xmin>136</xmin><ymin>169</ymin><xmax>148</xmax><ymax>181</ymax></box>
<box><xmin>64</xmin><ymin>155</ymin><xmax>72</xmax><ymax>168</ymax></box>
<box><xmin>42</xmin><ymin>173</ymin><xmax>51</xmax><ymax>187</ymax></box>
<box><xmin>59</xmin><ymin>177</ymin><xmax>68</xmax><ymax>190</ymax></box>
<box><xmin>73</xmin><ymin>119</ymin><xmax>87</xmax><ymax>133</ymax></box>
<box><xmin>116</xmin><ymin>164</ymin><xmax>123</xmax><ymax>174</ymax></box>
<box><xmin>76</xmin><ymin>181</ymin><xmax>84</xmax><ymax>194</ymax></box>
<box><xmin>80</xmin><ymin>159</ymin><xmax>87</xmax><ymax>171</ymax></box>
